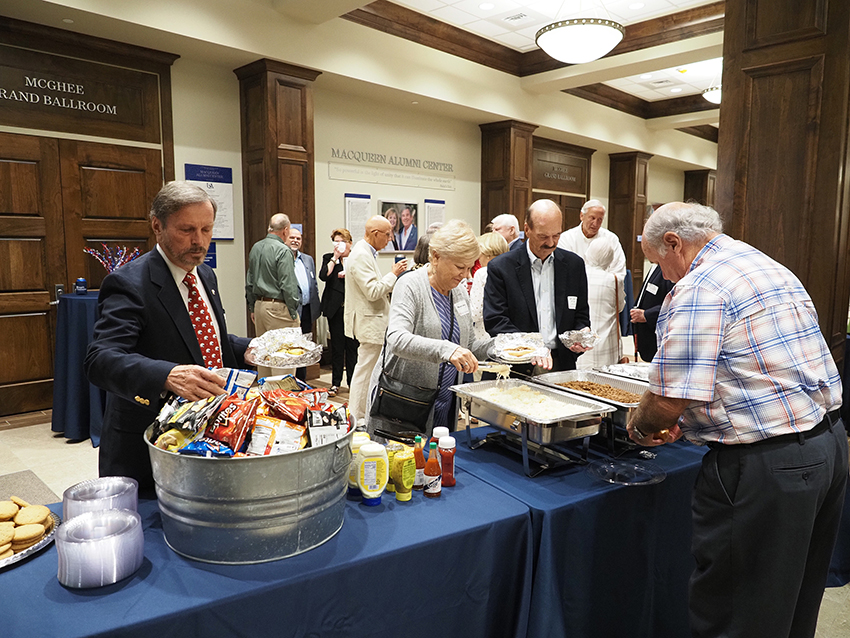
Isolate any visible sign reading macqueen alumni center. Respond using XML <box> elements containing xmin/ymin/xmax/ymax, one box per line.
<box><xmin>0</xmin><ymin>45</ymin><xmax>162</xmax><ymax>143</ymax></box>
<box><xmin>329</xmin><ymin>147</ymin><xmax>456</xmax><ymax>190</ymax></box>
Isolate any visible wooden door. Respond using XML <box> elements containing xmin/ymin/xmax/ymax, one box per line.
<box><xmin>0</xmin><ymin>133</ymin><xmax>66</xmax><ymax>415</ymax></box>
<box><xmin>0</xmin><ymin>133</ymin><xmax>161</xmax><ymax>416</ymax></box>
<box><xmin>59</xmin><ymin>140</ymin><xmax>160</xmax><ymax>289</ymax></box>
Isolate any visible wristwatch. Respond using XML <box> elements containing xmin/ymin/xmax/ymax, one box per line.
<box><xmin>632</xmin><ymin>423</ymin><xmax>650</xmax><ymax>439</ymax></box>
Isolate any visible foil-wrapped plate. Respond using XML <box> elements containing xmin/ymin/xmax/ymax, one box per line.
<box><xmin>492</xmin><ymin>332</ymin><xmax>547</xmax><ymax>364</ymax></box>
<box><xmin>586</xmin><ymin>459</ymin><xmax>666</xmax><ymax>485</ymax></box>
<box><xmin>245</xmin><ymin>327</ymin><xmax>322</xmax><ymax>369</ymax></box>
<box><xmin>0</xmin><ymin>512</ymin><xmax>61</xmax><ymax>571</ymax></box>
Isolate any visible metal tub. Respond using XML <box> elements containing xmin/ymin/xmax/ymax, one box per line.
<box><xmin>450</xmin><ymin>379</ymin><xmax>614</xmax><ymax>445</ymax></box>
<box><xmin>145</xmin><ymin>426</ymin><xmax>353</xmax><ymax>564</ymax></box>
<box><xmin>533</xmin><ymin>370</ymin><xmax>649</xmax><ymax>426</ymax></box>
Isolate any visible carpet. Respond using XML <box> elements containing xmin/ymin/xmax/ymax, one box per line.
<box><xmin>0</xmin><ymin>470</ymin><xmax>61</xmax><ymax>505</ymax></box>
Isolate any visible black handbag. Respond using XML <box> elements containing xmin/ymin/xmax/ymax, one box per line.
<box><xmin>369</xmin><ymin>300</ymin><xmax>454</xmax><ymax>431</ymax></box>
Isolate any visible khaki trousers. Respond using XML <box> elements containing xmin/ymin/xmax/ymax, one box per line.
<box><xmin>254</xmin><ymin>299</ymin><xmax>300</xmax><ymax>378</ymax></box>
<box><xmin>347</xmin><ymin>342</ymin><xmax>382</xmax><ymax>426</ymax></box>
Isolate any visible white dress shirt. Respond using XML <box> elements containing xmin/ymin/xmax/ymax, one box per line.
<box><xmin>526</xmin><ymin>242</ymin><xmax>557</xmax><ymax>349</ymax></box>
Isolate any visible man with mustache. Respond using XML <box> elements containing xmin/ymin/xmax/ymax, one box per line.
<box><xmin>483</xmin><ymin>198</ymin><xmax>591</xmax><ymax>372</ymax></box>
<box><xmin>86</xmin><ymin>181</ymin><xmax>250</xmax><ymax>491</ymax></box>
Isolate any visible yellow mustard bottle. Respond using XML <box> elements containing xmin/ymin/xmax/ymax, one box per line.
<box><xmin>392</xmin><ymin>449</ymin><xmax>416</xmax><ymax>502</ymax></box>
<box><xmin>348</xmin><ymin>431</ymin><xmax>371</xmax><ymax>498</ymax></box>
<box><xmin>384</xmin><ymin>442</ymin><xmax>404</xmax><ymax>493</ymax></box>
<box><xmin>357</xmin><ymin>442</ymin><xmax>389</xmax><ymax>506</ymax></box>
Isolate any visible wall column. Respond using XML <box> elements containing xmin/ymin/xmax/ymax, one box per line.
<box><xmin>608</xmin><ymin>151</ymin><xmax>652</xmax><ymax>288</ymax></box>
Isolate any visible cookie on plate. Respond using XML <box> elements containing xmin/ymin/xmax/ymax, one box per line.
<box><xmin>0</xmin><ymin>547</ymin><xmax>13</xmax><ymax>560</ymax></box>
<box><xmin>0</xmin><ymin>525</ymin><xmax>12</xmax><ymax>546</ymax></box>
<box><xmin>0</xmin><ymin>500</ymin><xmax>18</xmax><ymax>521</ymax></box>
<box><xmin>10</xmin><ymin>496</ymin><xmax>30</xmax><ymax>508</ymax></box>
<box><xmin>14</xmin><ymin>505</ymin><xmax>50</xmax><ymax>527</ymax></box>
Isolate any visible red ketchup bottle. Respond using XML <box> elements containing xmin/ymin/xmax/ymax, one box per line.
<box><xmin>438</xmin><ymin>436</ymin><xmax>456</xmax><ymax>487</ymax></box>
<box><xmin>424</xmin><ymin>442</ymin><xmax>441</xmax><ymax>498</ymax></box>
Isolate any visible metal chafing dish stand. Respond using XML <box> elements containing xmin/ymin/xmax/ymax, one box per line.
<box><xmin>450</xmin><ymin>379</ymin><xmax>616</xmax><ymax>477</ymax></box>
<box><xmin>533</xmin><ymin>370</ymin><xmax>650</xmax><ymax>454</ymax></box>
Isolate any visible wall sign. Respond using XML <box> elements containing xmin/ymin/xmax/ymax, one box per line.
<box><xmin>185</xmin><ymin>164</ymin><xmax>234</xmax><ymax>240</ymax></box>
<box><xmin>0</xmin><ymin>44</ymin><xmax>161</xmax><ymax>143</ymax></box>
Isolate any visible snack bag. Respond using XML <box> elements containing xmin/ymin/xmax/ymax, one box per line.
<box><xmin>178</xmin><ymin>438</ymin><xmax>235</xmax><ymax>457</ymax></box>
<box><xmin>154</xmin><ymin>427</ymin><xmax>199</xmax><ymax>452</ymax></box>
<box><xmin>214</xmin><ymin>367</ymin><xmax>258</xmax><ymax>399</ymax></box>
<box><xmin>205</xmin><ymin>396</ymin><xmax>259</xmax><ymax>452</ymax></box>
<box><xmin>261</xmin><ymin>388</ymin><xmax>310</xmax><ymax>423</ymax></box>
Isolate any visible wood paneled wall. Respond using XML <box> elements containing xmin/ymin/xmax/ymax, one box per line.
<box><xmin>684</xmin><ymin>169</ymin><xmax>717</xmax><ymax>207</ymax></box>
<box><xmin>479</xmin><ymin>121</ymin><xmax>537</xmax><ymax>233</ymax></box>
<box><xmin>608</xmin><ymin>152</ymin><xmax>652</xmax><ymax>288</ymax></box>
<box><xmin>716</xmin><ymin>0</ymin><xmax>850</xmax><ymax>363</ymax></box>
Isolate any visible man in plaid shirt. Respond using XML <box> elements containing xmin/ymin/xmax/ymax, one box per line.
<box><xmin>627</xmin><ymin>202</ymin><xmax>847</xmax><ymax>638</ymax></box>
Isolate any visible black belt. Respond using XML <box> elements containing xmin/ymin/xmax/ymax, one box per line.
<box><xmin>257</xmin><ymin>296</ymin><xmax>282</xmax><ymax>303</ymax></box>
<box><xmin>708</xmin><ymin>410</ymin><xmax>839</xmax><ymax>450</ymax></box>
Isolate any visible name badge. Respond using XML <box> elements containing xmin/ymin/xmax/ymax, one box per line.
<box><xmin>455</xmin><ymin>302</ymin><xmax>470</xmax><ymax>317</ymax></box>
<box><xmin>646</xmin><ymin>283</ymin><xmax>659</xmax><ymax>295</ymax></box>
<box><xmin>567</xmin><ymin>296</ymin><xmax>577</xmax><ymax>310</ymax></box>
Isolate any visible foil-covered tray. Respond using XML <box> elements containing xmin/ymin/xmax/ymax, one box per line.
<box><xmin>534</xmin><ymin>370</ymin><xmax>648</xmax><ymax>408</ymax></box>
<box><xmin>597</xmin><ymin>363</ymin><xmax>651</xmax><ymax>382</ymax></box>
<box><xmin>451</xmin><ymin>379</ymin><xmax>614</xmax><ymax>445</ymax></box>
<box><xmin>0</xmin><ymin>512</ymin><xmax>61</xmax><ymax>571</ymax></box>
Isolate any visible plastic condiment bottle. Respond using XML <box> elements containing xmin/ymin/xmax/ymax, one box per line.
<box><xmin>430</xmin><ymin>426</ymin><xmax>450</xmax><ymax>464</ymax></box>
<box><xmin>348</xmin><ymin>431</ymin><xmax>372</xmax><ymax>498</ymax></box>
<box><xmin>424</xmin><ymin>441</ymin><xmax>441</xmax><ymax>498</ymax></box>
<box><xmin>439</xmin><ymin>436</ymin><xmax>456</xmax><ymax>487</ymax></box>
<box><xmin>392</xmin><ymin>449</ymin><xmax>416</xmax><ymax>502</ymax></box>
<box><xmin>413</xmin><ymin>435</ymin><xmax>426</xmax><ymax>491</ymax></box>
<box><xmin>384</xmin><ymin>442</ymin><xmax>404</xmax><ymax>493</ymax></box>
<box><xmin>357</xmin><ymin>442</ymin><xmax>389</xmax><ymax>506</ymax></box>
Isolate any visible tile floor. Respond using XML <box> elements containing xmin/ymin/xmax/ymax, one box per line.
<box><xmin>1</xmin><ymin>368</ymin><xmax>849</xmax><ymax>636</ymax></box>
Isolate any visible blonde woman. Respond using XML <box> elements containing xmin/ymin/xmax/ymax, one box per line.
<box><xmin>366</xmin><ymin>220</ymin><xmax>494</xmax><ymax>437</ymax></box>
<box><xmin>469</xmin><ymin>231</ymin><xmax>509</xmax><ymax>341</ymax></box>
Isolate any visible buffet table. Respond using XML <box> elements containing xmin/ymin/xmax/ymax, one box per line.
<box><xmin>2</xmin><ymin>471</ymin><xmax>533</xmax><ymax>638</ymax></box>
<box><xmin>51</xmin><ymin>291</ymin><xmax>104</xmax><ymax>445</ymax></box>
<box><xmin>456</xmin><ymin>427</ymin><xmax>707</xmax><ymax>638</ymax></box>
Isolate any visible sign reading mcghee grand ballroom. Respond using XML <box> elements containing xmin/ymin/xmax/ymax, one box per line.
<box><xmin>0</xmin><ymin>75</ymin><xmax>117</xmax><ymax>115</ymax></box>
<box><xmin>331</xmin><ymin>148</ymin><xmax>453</xmax><ymax>173</ymax></box>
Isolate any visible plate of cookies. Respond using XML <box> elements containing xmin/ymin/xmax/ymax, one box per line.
<box><xmin>0</xmin><ymin>496</ymin><xmax>60</xmax><ymax>570</ymax></box>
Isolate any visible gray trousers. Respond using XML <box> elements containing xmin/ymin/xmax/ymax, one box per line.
<box><xmin>690</xmin><ymin>415</ymin><xmax>848</xmax><ymax>638</ymax></box>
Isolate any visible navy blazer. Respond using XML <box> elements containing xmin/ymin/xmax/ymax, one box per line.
<box><xmin>396</xmin><ymin>225</ymin><xmax>418</xmax><ymax>251</ymax></box>
<box><xmin>483</xmin><ymin>246</ymin><xmax>590</xmax><ymax>370</ymax></box>
<box><xmin>85</xmin><ymin>248</ymin><xmax>249</xmax><ymax>487</ymax></box>
<box><xmin>295</xmin><ymin>251</ymin><xmax>321</xmax><ymax>321</ymax></box>
<box><xmin>633</xmin><ymin>265</ymin><xmax>675</xmax><ymax>362</ymax></box>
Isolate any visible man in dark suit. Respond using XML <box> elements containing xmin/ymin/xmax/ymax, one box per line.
<box><xmin>484</xmin><ymin>199</ymin><xmax>591</xmax><ymax>371</ymax></box>
<box><xmin>287</xmin><ymin>227</ymin><xmax>321</xmax><ymax>381</ymax></box>
<box><xmin>85</xmin><ymin>181</ymin><xmax>249</xmax><ymax>491</ymax></box>
<box><xmin>630</xmin><ymin>263</ymin><xmax>674</xmax><ymax>362</ymax></box>
<box><xmin>396</xmin><ymin>206</ymin><xmax>418</xmax><ymax>251</ymax></box>
<box><xmin>491</xmin><ymin>213</ymin><xmax>523</xmax><ymax>251</ymax></box>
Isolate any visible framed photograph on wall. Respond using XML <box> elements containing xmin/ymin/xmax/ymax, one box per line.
<box><xmin>378</xmin><ymin>200</ymin><xmax>418</xmax><ymax>253</ymax></box>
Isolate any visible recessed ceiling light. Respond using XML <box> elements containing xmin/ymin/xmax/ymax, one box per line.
<box><xmin>63</xmin><ymin>18</ymin><xmax>74</xmax><ymax>24</ymax></box>
<box><xmin>640</xmin><ymin>73</ymin><xmax>652</xmax><ymax>79</ymax></box>
<box><xmin>628</xmin><ymin>2</ymin><xmax>645</xmax><ymax>9</ymax></box>
<box><xmin>479</xmin><ymin>2</ymin><xmax>495</xmax><ymax>9</ymax></box>
<box><xmin>670</xmin><ymin>88</ymin><xmax>683</xmax><ymax>93</ymax></box>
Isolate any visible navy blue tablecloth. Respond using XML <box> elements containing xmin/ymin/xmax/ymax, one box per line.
<box><xmin>51</xmin><ymin>292</ymin><xmax>103</xmax><ymax>445</ymax></box>
<box><xmin>3</xmin><ymin>469</ymin><xmax>533</xmax><ymax>638</ymax></box>
<box><xmin>456</xmin><ymin>427</ymin><xmax>707</xmax><ymax>638</ymax></box>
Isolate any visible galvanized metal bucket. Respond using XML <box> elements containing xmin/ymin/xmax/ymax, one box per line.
<box><xmin>145</xmin><ymin>426</ymin><xmax>353</xmax><ymax>564</ymax></box>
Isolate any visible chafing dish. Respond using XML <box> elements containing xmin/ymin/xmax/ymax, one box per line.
<box><xmin>450</xmin><ymin>379</ymin><xmax>614</xmax><ymax>445</ymax></box>
<box><xmin>533</xmin><ymin>370</ymin><xmax>649</xmax><ymax>426</ymax></box>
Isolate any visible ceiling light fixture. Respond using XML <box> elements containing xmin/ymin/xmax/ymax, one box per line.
<box><xmin>536</xmin><ymin>17</ymin><xmax>624</xmax><ymax>64</ymax></box>
<box><xmin>702</xmin><ymin>86</ymin><xmax>721</xmax><ymax>104</ymax></box>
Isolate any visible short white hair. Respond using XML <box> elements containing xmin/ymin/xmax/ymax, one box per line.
<box><xmin>581</xmin><ymin>199</ymin><xmax>606</xmax><ymax>214</ymax></box>
<box><xmin>585</xmin><ymin>238</ymin><xmax>615</xmax><ymax>269</ymax></box>
<box><xmin>643</xmin><ymin>202</ymin><xmax>723</xmax><ymax>255</ymax></box>
<box><xmin>491</xmin><ymin>213</ymin><xmax>519</xmax><ymax>232</ymax></box>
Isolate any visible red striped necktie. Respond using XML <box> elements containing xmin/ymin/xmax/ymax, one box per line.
<box><xmin>182</xmin><ymin>272</ymin><xmax>223</xmax><ymax>368</ymax></box>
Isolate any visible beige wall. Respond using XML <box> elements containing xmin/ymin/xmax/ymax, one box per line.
<box><xmin>648</xmin><ymin>161</ymin><xmax>686</xmax><ymax>209</ymax></box>
<box><xmin>171</xmin><ymin>57</ymin><xmax>247</xmax><ymax>336</ymax></box>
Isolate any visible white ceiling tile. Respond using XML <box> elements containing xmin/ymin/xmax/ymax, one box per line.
<box><xmin>492</xmin><ymin>31</ymin><xmax>537</xmax><ymax>47</ymax></box>
<box><xmin>394</xmin><ymin>0</ymin><xmax>450</xmax><ymax>12</ymax></box>
<box><xmin>450</xmin><ymin>0</ymin><xmax>521</xmax><ymax>21</ymax></box>
<box><xmin>463</xmin><ymin>19</ymin><xmax>511</xmax><ymax>37</ymax></box>
<box><xmin>431</xmin><ymin>5</ymin><xmax>481</xmax><ymax>24</ymax></box>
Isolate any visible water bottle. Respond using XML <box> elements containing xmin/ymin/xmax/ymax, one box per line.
<box><xmin>74</xmin><ymin>278</ymin><xmax>87</xmax><ymax>295</ymax></box>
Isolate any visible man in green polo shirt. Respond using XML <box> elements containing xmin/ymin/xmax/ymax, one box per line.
<box><xmin>245</xmin><ymin>213</ymin><xmax>301</xmax><ymax>377</ymax></box>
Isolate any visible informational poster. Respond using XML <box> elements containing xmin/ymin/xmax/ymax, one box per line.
<box><xmin>345</xmin><ymin>193</ymin><xmax>371</xmax><ymax>242</ymax></box>
<box><xmin>203</xmin><ymin>241</ymin><xmax>217</xmax><ymax>268</ymax></box>
<box><xmin>185</xmin><ymin>164</ymin><xmax>234</xmax><ymax>240</ymax></box>
<box><xmin>424</xmin><ymin>199</ymin><xmax>445</xmax><ymax>228</ymax></box>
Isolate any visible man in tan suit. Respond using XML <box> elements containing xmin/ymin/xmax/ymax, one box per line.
<box><xmin>345</xmin><ymin>216</ymin><xmax>408</xmax><ymax>424</ymax></box>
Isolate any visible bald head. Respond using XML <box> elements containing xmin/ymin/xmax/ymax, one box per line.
<box><xmin>525</xmin><ymin>199</ymin><xmax>563</xmax><ymax>260</ymax></box>
<box><xmin>269</xmin><ymin>213</ymin><xmax>291</xmax><ymax>240</ymax></box>
<box><xmin>365</xmin><ymin>215</ymin><xmax>393</xmax><ymax>250</ymax></box>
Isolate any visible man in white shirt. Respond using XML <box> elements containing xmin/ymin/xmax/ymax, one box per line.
<box><xmin>557</xmin><ymin>199</ymin><xmax>627</xmax><ymax>277</ymax></box>
<box><xmin>345</xmin><ymin>216</ymin><xmax>408</xmax><ymax>424</ymax></box>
